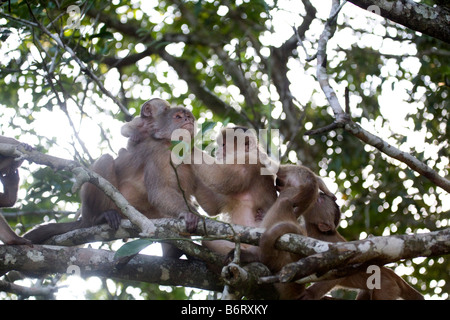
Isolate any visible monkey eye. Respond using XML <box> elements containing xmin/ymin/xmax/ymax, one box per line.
<box><xmin>175</xmin><ymin>114</ymin><xmax>182</xmax><ymax>119</ymax></box>
<box><xmin>275</xmin><ymin>178</ymin><xmax>284</xmax><ymax>187</ymax></box>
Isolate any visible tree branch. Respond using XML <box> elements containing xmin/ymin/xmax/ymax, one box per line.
<box><xmin>0</xmin><ymin>279</ymin><xmax>58</xmax><ymax>299</ymax></box>
<box><xmin>2</xmin><ymin>217</ymin><xmax>448</xmax><ymax>295</ymax></box>
<box><xmin>0</xmin><ymin>11</ymin><xmax>132</xmax><ymax>121</ymax></box>
<box><xmin>307</xmin><ymin>0</ymin><xmax>450</xmax><ymax>193</ymax></box>
<box><xmin>0</xmin><ymin>245</ymin><xmax>222</xmax><ymax>292</ymax></box>
<box><xmin>85</xmin><ymin>8</ymin><xmax>244</xmax><ymax>124</ymax></box>
<box><xmin>347</xmin><ymin>0</ymin><xmax>450</xmax><ymax>44</ymax></box>
<box><xmin>276</xmin><ymin>228</ymin><xmax>450</xmax><ymax>284</ymax></box>
<box><xmin>0</xmin><ymin>143</ymin><xmax>156</xmax><ymax>237</ymax></box>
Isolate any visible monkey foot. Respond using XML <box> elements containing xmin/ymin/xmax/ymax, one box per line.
<box><xmin>101</xmin><ymin>210</ymin><xmax>123</xmax><ymax>230</ymax></box>
<box><xmin>181</xmin><ymin>211</ymin><xmax>200</xmax><ymax>233</ymax></box>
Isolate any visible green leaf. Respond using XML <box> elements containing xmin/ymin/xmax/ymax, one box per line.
<box><xmin>200</xmin><ymin>121</ymin><xmax>216</xmax><ymax>134</ymax></box>
<box><xmin>114</xmin><ymin>238</ymin><xmax>155</xmax><ymax>259</ymax></box>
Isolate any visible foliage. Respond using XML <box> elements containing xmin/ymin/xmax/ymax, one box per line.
<box><xmin>0</xmin><ymin>0</ymin><xmax>448</xmax><ymax>299</ymax></box>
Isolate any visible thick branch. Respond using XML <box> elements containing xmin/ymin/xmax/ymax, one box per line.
<box><xmin>19</xmin><ymin>216</ymin><xmax>450</xmax><ymax>281</ymax></box>
<box><xmin>0</xmin><ymin>245</ymin><xmax>222</xmax><ymax>292</ymax></box>
<box><xmin>347</xmin><ymin>0</ymin><xmax>450</xmax><ymax>44</ymax></box>
<box><xmin>0</xmin><ymin>143</ymin><xmax>156</xmax><ymax>237</ymax></box>
<box><xmin>276</xmin><ymin>228</ymin><xmax>450</xmax><ymax>283</ymax></box>
<box><xmin>86</xmin><ymin>8</ymin><xmax>243</xmax><ymax>124</ymax></box>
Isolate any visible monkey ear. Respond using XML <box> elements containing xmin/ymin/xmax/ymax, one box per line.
<box><xmin>141</xmin><ymin>98</ymin><xmax>170</xmax><ymax>118</ymax></box>
<box><xmin>317</xmin><ymin>222</ymin><xmax>333</xmax><ymax>233</ymax></box>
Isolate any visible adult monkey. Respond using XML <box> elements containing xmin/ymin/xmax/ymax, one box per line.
<box><xmin>191</xmin><ymin>128</ymin><xmax>332</xmax><ymax>257</ymax></box>
<box><xmin>122</xmin><ymin>123</ymin><xmax>279</xmax><ymax>255</ymax></box>
<box><xmin>25</xmin><ymin>99</ymin><xmax>200</xmax><ymax>249</ymax></box>
<box><xmin>191</xmin><ymin>126</ymin><xmax>278</xmax><ymax>256</ymax></box>
<box><xmin>0</xmin><ymin>136</ymin><xmax>32</xmax><ymax>245</ymax></box>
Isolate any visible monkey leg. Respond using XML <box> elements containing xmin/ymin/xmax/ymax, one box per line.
<box><xmin>80</xmin><ymin>154</ymin><xmax>121</xmax><ymax>227</ymax></box>
<box><xmin>0</xmin><ymin>214</ymin><xmax>32</xmax><ymax>245</ymax></box>
<box><xmin>24</xmin><ymin>220</ymin><xmax>84</xmax><ymax>244</ymax></box>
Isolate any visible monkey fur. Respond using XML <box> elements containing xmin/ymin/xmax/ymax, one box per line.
<box><xmin>24</xmin><ymin>99</ymin><xmax>200</xmax><ymax>249</ymax></box>
<box><xmin>0</xmin><ymin>136</ymin><xmax>32</xmax><ymax>245</ymax></box>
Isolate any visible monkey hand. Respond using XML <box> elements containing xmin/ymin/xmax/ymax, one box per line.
<box><xmin>180</xmin><ymin>211</ymin><xmax>200</xmax><ymax>233</ymax></box>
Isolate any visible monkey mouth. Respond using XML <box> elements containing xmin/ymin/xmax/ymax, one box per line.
<box><xmin>182</xmin><ymin>123</ymin><xmax>194</xmax><ymax>132</ymax></box>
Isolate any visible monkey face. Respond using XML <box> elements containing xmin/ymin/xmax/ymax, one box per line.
<box><xmin>172</xmin><ymin>109</ymin><xmax>195</xmax><ymax>136</ymax></box>
<box><xmin>215</xmin><ymin>127</ymin><xmax>257</xmax><ymax>162</ymax></box>
<box><xmin>153</xmin><ymin>107</ymin><xmax>196</xmax><ymax>140</ymax></box>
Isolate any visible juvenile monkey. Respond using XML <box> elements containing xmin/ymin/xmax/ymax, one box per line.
<box><xmin>0</xmin><ymin>136</ymin><xmax>32</xmax><ymax>245</ymax></box>
<box><xmin>302</xmin><ymin>194</ymin><xmax>424</xmax><ymax>300</ymax></box>
<box><xmin>235</xmin><ymin>164</ymin><xmax>328</xmax><ymax>299</ymax></box>
<box><xmin>25</xmin><ymin>99</ymin><xmax>200</xmax><ymax>246</ymax></box>
<box><xmin>257</xmin><ymin>164</ymin><xmax>324</xmax><ymax>299</ymax></box>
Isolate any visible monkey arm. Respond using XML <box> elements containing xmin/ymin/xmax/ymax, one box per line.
<box><xmin>0</xmin><ymin>170</ymin><xmax>19</xmax><ymax>207</ymax></box>
<box><xmin>0</xmin><ymin>169</ymin><xmax>32</xmax><ymax>245</ymax></box>
<box><xmin>193</xmin><ymin>178</ymin><xmax>227</xmax><ymax>216</ymax></box>
<box><xmin>192</xmin><ymin>162</ymin><xmax>260</xmax><ymax>195</ymax></box>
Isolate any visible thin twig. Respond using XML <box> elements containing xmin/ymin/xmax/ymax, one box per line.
<box><xmin>308</xmin><ymin>0</ymin><xmax>450</xmax><ymax>193</ymax></box>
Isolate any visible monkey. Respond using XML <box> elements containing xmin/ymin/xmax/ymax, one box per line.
<box><xmin>257</xmin><ymin>164</ymin><xmax>324</xmax><ymax>299</ymax></box>
<box><xmin>302</xmin><ymin>193</ymin><xmax>343</xmax><ymax>241</ymax></box>
<box><xmin>24</xmin><ymin>98</ymin><xmax>200</xmax><ymax>250</ymax></box>
<box><xmin>240</xmin><ymin>163</ymin><xmax>422</xmax><ymax>300</ymax></box>
<box><xmin>231</xmin><ymin>163</ymin><xmax>329</xmax><ymax>299</ymax></box>
<box><xmin>120</xmin><ymin>123</ymin><xmax>275</xmax><ymax>236</ymax></box>
<box><xmin>121</xmin><ymin>98</ymin><xmax>171</xmax><ymax>147</ymax></box>
<box><xmin>189</xmin><ymin>126</ymin><xmax>278</xmax><ymax>256</ymax></box>
<box><xmin>302</xmin><ymin>194</ymin><xmax>424</xmax><ymax>300</ymax></box>
<box><xmin>0</xmin><ymin>136</ymin><xmax>32</xmax><ymax>245</ymax></box>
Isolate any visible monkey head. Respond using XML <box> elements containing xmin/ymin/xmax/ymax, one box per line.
<box><xmin>275</xmin><ymin>165</ymin><xmax>318</xmax><ymax>206</ymax></box>
<box><xmin>215</xmin><ymin>126</ymin><xmax>258</xmax><ymax>162</ymax></box>
<box><xmin>302</xmin><ymin>193</ymin><xmax>341</xmax><ymax>233</ymax></box>
<box><xmin>126</xmin><ymin>98</ymin><xmax>196</xmax><ymax>141</ymax></box>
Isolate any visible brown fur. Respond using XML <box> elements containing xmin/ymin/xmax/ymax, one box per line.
<box><xmin>303</xmin><ymin>194</ymin><xmax>424</xmax><ymax>300</ymax></box>
<box><xmin>0</xmin><ymin>136</ymin><xmax>32</xmax><ymax>245</ymax></box>
<box><xmin>192</xmin><ymin>127</ymin><xmax>278</xmax><ymax>255</ymax></box>
<box><xmin>258</xmin><ymin>197</ymin><xmax>307</xmax><ymax>299</ymax></box>
<box><xmin>24</xmin><ymin>99</ymin><xmax>199</xmax><ymax>249</ymax></box>
<box><xmin>235</xmin><ymin>164</ymin><xmax>323</xmax><ymax>299</ymax></box>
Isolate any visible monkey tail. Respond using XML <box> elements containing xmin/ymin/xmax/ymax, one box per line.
<box><xmin>398</xmin><ymin>278</ymin><xmax>424</xmax><ymax>300</ymax></box>
<box><xmin>259</xmin><ymin>222</ymin><xmax>303</xmax><ymax>271</ymax></box>
<box><xmin>23</xmin><ymin>220</ymin><xmax>84</xmax><ymax>244</ymax></box>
